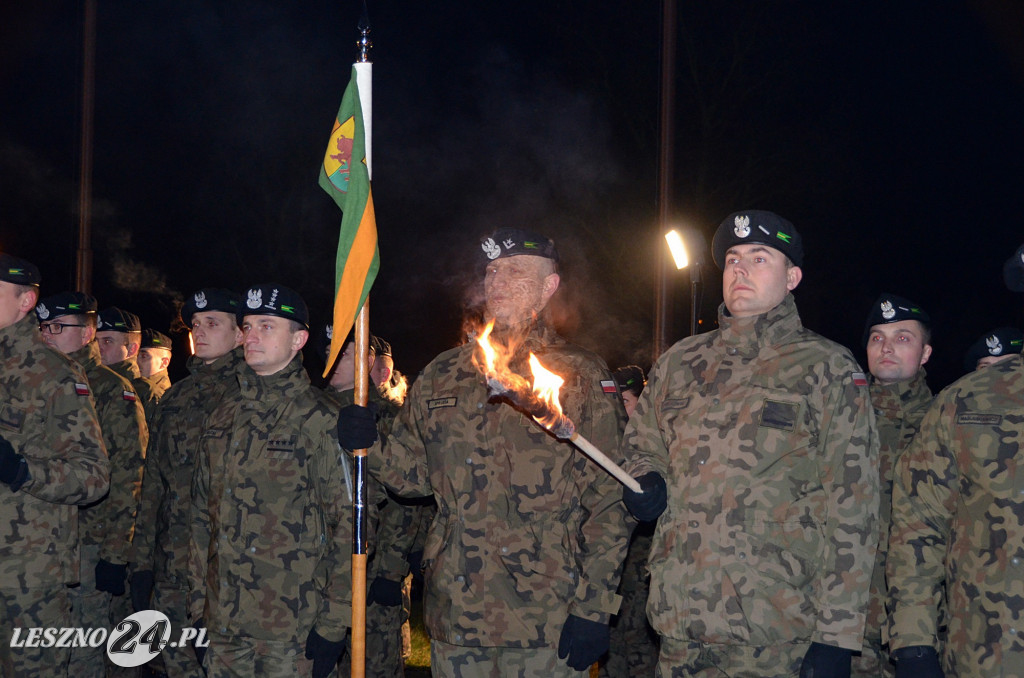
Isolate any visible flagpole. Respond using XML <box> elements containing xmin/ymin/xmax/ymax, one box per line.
<box><xmin>348</xmin><ymin>17</ymin><xmax>373</xmax><ymax>678</ymax></box>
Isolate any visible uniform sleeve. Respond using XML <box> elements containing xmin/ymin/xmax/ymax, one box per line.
<box><xmin>621</xmin><ymin>356</ymin><xmax>670</xmax><ymax>479</ymax></box>
<box><xmin>314</xmin><ymin>430</ymin><xmax>353</xmax><ymax>642</ymax></box>
<box><xmin>811</xmin><ymin>366</ymin><xmax>880</xmax><ymax>650</ymax></box>
<box><xmin>187</xmin><ymin>422</ymin><xmax>212</xmax><ymax>622</ymax></box>
<box><xmin>886</xmin><ymin>397</ymin><xmax>955</xmax><ymax>651</ymax></box>
<box><xmin>370</xmin><ymin>376</ymin><xmax>433</xmax><ymax>499</ymax></box>
<box><xmin>19</xmin><ymin>377</ymin><xmax>110</xmax><ymax>505</ymax></box>
<box><xmin>133</xmin><ymin>405</ymin><xmax>165</xmax><ymax>570</ymax></box>
<box><xmin>567</xmin><ymin>364</ymin><xmax>634</xmax><ymax>624</ymax></box>
<box><xmin>370</xmin><ymin>493</ymin><xmax>432</xmax><ymax>582</ymax></box>
<box><xmin>99</xmin><ymin>390</ymin><xmax>149</xmax><ymax>564</ymax></box>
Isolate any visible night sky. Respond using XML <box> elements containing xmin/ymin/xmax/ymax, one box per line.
<box><xmin>2</xmin><ymin>1</ymin><xmax>1024</xmax><ymax>391</ymax></box>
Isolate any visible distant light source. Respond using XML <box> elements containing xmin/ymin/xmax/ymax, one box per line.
<box><xmin>665</xmin><ymin>229</ymin><xmax>689</xmax><ymax>270</ymax></box>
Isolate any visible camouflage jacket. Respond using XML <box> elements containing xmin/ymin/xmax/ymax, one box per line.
<box><xmin>134</xmin><ymin>347</ymin><xmax>244</xmax><ymax>586</ymax></box>
<box><xmin>109</xmin><ymin>357</ymin><xmax>161</xmax><ymax>420</ymax></box>
<box><xmin>865</xmin><ymin>371</ymin><xmax>932</xmax><ymax>648</ymax></box>
<box><xmin>71</xmin><ymin>341</ymin><xmax>148</xmax><ymax>565</ymax></box>
<box><xmin>142</xmin><ymin>370</ymin><xmax>172</xmax><ymax>401</ymax></box>
<box><xmin>189</xmin><ymin>355</ymin><xmax>352</xmax><ymax>643</ymax></box>
<box><xmin>622</xmin><ymin>294</ymin><xmax>880</xmax><ymax>650</ymax></box>
<box><xmin>0</xmin><ymin>314</ymin><xmax>110</xmax><ymax>587</ymax></box>
<box><xmin>887</xmin><ymin>355</ymin><xmax>1024</xmax><ymax>676</ymax></box>
<box><xmin>370</xmin><ymin>320</ymin><xmax>632</xmax><ymax>648</ymax></box>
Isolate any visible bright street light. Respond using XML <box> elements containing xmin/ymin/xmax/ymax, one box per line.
<box><xmin>664</xmin><ymin>229</ymin><xmax>689</xmax><ymax>270</ymax></box>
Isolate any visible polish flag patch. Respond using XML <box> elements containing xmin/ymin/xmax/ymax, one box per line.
<box><xmin>75</xmin><ymin>383</ymin><xmax>90</xmax><ymax>396</ymax></box>
<box><xmin>601</xmin><ymin>380</ymin><xmax>618</xmax><ymax>394</ymax></box>
<box><xmin>852</xmin><ymin>372</ymin><xmax>868</xmax><ymax>387</ymax></box>
<box><xmin>123</xmin><ymin>390</ymin><xmax>137</xmax><ymax>401</ymax></box>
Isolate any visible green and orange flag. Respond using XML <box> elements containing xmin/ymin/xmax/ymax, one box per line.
<box><xmin>319</xmin><ymin>64</ymin><xmax>379</xmax><ymax>376</ymax></box>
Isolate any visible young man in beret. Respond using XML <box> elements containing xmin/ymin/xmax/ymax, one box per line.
<box><xmin>133</xmin><ymin>288</ymin><xmax>245</xmax><ymax>678</ymax></box>
<box><xmin>856</xmin><ymin>294</ymin><xmax>934</xmax><ymax>677</ymax></box>
<box><xmin>620</xmin><ymin>210</ymin><xmax>879</xmax><ymax>677</ymax></box>
<box><xmin>36</xmin><ymin>291</ymin><xmax>148</xmax><ymax>678</ymax></box>
<box><xmin>0</xmin><ymin>254</ymin><xmax>110</xmax><ymax>676</ymax></box>
<box><xmin>188</xmin><ymin>284</ymin><xmax>352</xmax><ymax>678</ymax></box>
<box><xmin>887</xmin><ymin>246</ymin><xmax>1024</xmax><ymax>677</ymax></box>
<box><xmin>962</xmin><ymin>326</ymin><xmax>1023</xmax><ymax>373</ymax></box>
<box><xmin>338</xmin><ymin>229</ymin><xmax>632</xmax><ymax>676</ymax></box>
<box><xmin>97</xmin><ymin>307</ymin><xmax>161</xmax><ymax>419</ymax></box>
<box><xmin>138</xmin><ymin>328</ymin><xmax>174</xmax><ymax>397</ymax></box>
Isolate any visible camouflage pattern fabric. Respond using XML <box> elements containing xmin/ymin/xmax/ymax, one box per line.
<box><xmin>143</xmin><ymin>369</ymin><xmax>172</xmax><ymax>401</ymax></box>
<box><xmin>655</xmin><ymin>636</ymin><xmax>806</xmax><ymax>678</ymax></box>
<box><xmin>887</xmin><ymin>355</ymin><xmax>1024</xmax><ymax>677</ymax></box>
<box><xmin>600</xmin><ymin>523</ymin><xmax>658</xmax><ymax>678</ymax></box>
<box><xmin>430</xmin><ymin>639</ymin><xmax>587</xmax><ymax>678</ymax></box>
<box><xmin>189</xmin><ymin>355</ymin><xmax>352</xmax><ymax>645</ymax></box>
<box><xmin>109</xmin><ymin>356</ymin><xmax>162</xmax><ymax>421</ymax></box>
<box><xmin>370</xmin><ymin>320</ymin><xmax>632</xmax><ymax>650</ymax></box>
<box><xmin>852</xmin><ymin>371</ymin><xmax>931</xmax><ymax>678</ymax></box>
<box><xmin>622</xmin><ymin>295</ymin><xmax>879</xmax><ymax>656</ymax></box>
<box><xmin>0</xmin><ymin>585</ymin><xmax>72</xmax><ymax>677</ymax></box>
<box><xmin>0</xmin><ymin>314</ymin><xmax>110</xmax><ymax>673</ymax></box>
<box><xmin>202</xmin><ymin>632</ymin><xmax>317</xmax><ymax>678</ymax></box>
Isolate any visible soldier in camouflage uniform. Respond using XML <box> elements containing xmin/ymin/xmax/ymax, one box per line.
<box><xmin>853</xmin><ymin>294</ymin><xmax>934</xmax><ymax>677</ymax></box>
<box><xmin>35</xmin><ymin>291</ymin><xmax>149</xmax><ymax>678</ymax></box>
<box><xmin>621</xmin><ymin>210</ymin><xmax>880</xmax><ymax>678</ymax></box>
<box><xmin>97</xmin><ymin>307</ymin><xmax>162</xmax><ymax>418</ymax></box>
<box><xmin>138</xmin><ymin>328</ymin><xmax>174</xmax><ymax>397</ymax></box>
<box><xmin>339</xmin><ymin>228</ymin><xmax>632</xmax><ymax>677</ymax></box>
<box><xmin>133</xmin><ymin>289</ymin><xmax>244</xmax><ymax>678</ymax></box>
<box><xmin>600</xmin><ymin>365</ymin><xmax>659</xmax><ymax>678</ymax></box>
<box><xmin>321</xmin><ymin>329</ymin><xmax>433</xmax><ymax>678</ymax></box>
<box><xmin>0</xmin><ymin>254</ymin><xmax>111</xmax><ymax>677</ymax></box>
<box><xmin>886</xmin><ymin>244</ymin><xmax>1024</xmax><ymax>678</ymax></box>
<box><xmin>189</xmin><ymin>284</ymin><xmax>352</xmax><ymax>678</ymax></box>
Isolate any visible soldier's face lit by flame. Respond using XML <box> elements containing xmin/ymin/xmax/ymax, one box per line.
<box><xmin>483</xmin><ymin>255</ymin><xmax>560</xmax><ymax>329</ymax></box>
<box><xmin>137</xmin><ymin>347</ymin><xmax>171</xmax><ymax>377</ymax></box>
<box><xmin>867</xmin><ymin>320</ymin><xmax>932</xmax><ymax>384</ymax></box>
<box><xmin>0</xmin><ymin>282</ymin><xmax>37</xmax><ymax>331</ymax></box>
<box><xmin>722</xmin><ymin>244</ymin><xmax>801</xmax><ymax>318</ymax></box>
<box><xmin>96</xmin><ymin>331</ymin><xmax>132</xmax><ymax>366</ymax></box>
<box><xmin>242</xmin><ymin>314</ymin><xmax>308</xmax><ymax>376</ymax></box>
<box><xmin>190</xmin><ymin>311</ymin><xmax>242</xmax><ymax>364</ymax></box>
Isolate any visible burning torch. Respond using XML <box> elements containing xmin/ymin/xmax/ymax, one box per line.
<box><xmin>475</xmin><ymin>323</ymin><xmax>643</xmax><ymax>493</ymax></box>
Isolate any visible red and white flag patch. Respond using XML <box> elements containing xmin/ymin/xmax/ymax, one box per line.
<box><xmin>601</xmin><ymin>380</ymin><xmax>618</xmax><ymax>394</ymax></box>
<box><xmin>123</xmin><ymin>390</ymin><xmax>137</xmax><ymax>401</ymax></box>
<box><xmin>852</xmin><ymin>372</ymin><xmax>868</xmax><ymax>387</ymax></box>
<box><xmin>75</xmin><ymin>383</ymin><xmax>90</xmax><ymax>396</ymax></box>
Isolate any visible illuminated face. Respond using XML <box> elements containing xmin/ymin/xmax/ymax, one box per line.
<box><xmin>722</xmin><ymin>244</ymin><xmax>801</xmax><ymax>318</ymax></box>
<box><xmin>484</xmin><ymin>255</ymin><xmax>560</xmax><ymax>328</ymax></box>
<box><xmin>137</xmin><ymin>347</ymin><xmax>171</xmax><ymax>377</ymax></box>
<box><xmin>621</xmin><ymin>390</ymin><xmax>639</xmax><ymax>418</ymax></box>
<box><xmin>370</xmin><ymin>353</ymin><xmax>393</xmax><ymax>389</ymax></box>
<box><xmin>242</xmin><ymin>315</ymin><xmax>307</xmax><ymax>376</ymax></box>
<box><xmin>40</xmin><ymin>316</ymin><xmax>93</xmax><ymax>355</ymax></box>
<box><xmin>190</xmin><ymin>311</ymin><xmax>242</xmax><ymax>363</ymax></box>
<box><xmin>866</xmin><ymin>320</ymin><xmax>932</xmax><ymax>384</ymax></box>
<box><xmin>96</xmin><ymin>331</ymin><xmax>130</xmax><ymax>365</ymax></box>
<box><xmin>0</xmin><ymin>282</ymin><xmax>36</xmax><ymax>331</ymax></box>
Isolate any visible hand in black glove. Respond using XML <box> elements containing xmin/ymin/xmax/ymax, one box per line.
<box><xmin>336</xmin><ymin>404</ymin><xmax>379</xmax><ymax>450</ymax></box>
<box><xmin>367</xmin><ymin>576</ymin><xmax>403</xmax><ymax>607</ymax></box>
<box><xmin>305</xmin><ymin>627</ymin><xmax>346</xmax><ymax>678</ymax></box>
<box><xmin>0</xmin><ymin>435</ymin><xmax>28</xmax><ymax>490</ymax></box>
<box><xmin>622</xmin><ymin>472</ymin><xmax>667</xmax><ymax>522</ymax></box>
<box><xmin>130</xmin><ymin>569</ymin><xmax>155</xmax><ymax>611</ymax></box>
<box><xmin>191</xmin><ymin>618</ymin><xmax>208</xmax><ymax>668</ymax></box>
<box><xmin>798</xmin><ymin>642</ymin><xmax>852</xmax><ymax>678</ymax></box>
<box><xmin>95</xmin><ymin>559</ymin><xmax>128</xmax><ymax>596</ymax></box>
<box><xmin>892</xmin><ymin>645</ymin><xmax>944</xmax><ymax>678</ymax></box>
<box><xmin>557</xmin><ymin>614</ymin><xmax>609</xmax><ymax>671</ymax></box>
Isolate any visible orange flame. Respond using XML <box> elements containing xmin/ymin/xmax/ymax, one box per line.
<box><xmin>529</xmin><ymin>353</ymin><xmax>565</xmax><ymax>427</ymax></box>
<box><xmin>475</xmin><ymin>320</ymin><xmax>497</xmax><ymax>376</ymax></box>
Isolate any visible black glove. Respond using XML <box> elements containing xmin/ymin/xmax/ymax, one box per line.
<box><xmin>798</xmin><ymin>642</ymin><xmax>852</xmax><ymax>678</ymax></box>
<box><xmin>191</xmin><ymin>618</ymin><xmax>207</xmax><ymax>668</ymax></box>
<box><xmin>95</xmin><ymin>559</ymin><xmax>127</xmax><ymax>596</ymax></box>
<box><xmin>622</xmin><ymin>472</ymin><xmax>667</xmax><ymax>522</ymax></box>
<box><xmin>892</xmin><ymin>645</ymin><xmax>944</xmax><ymax>678</ymax></box>
<box><xmin>367</xmin><ymin>576</ymin><xmax>403</xmax><ymax>607</ymax></box>
<box><xmin>557</xmin><ymin>614</ymin><xmax>609</xmax><ymax>671</ymax></box>
<box><xmin>0</xmin><ymin>436</ymin><xmax>28</xmax><ymax>490</ymax></box>
<box><xmin>305</xmin><ymin>627</ymin><xmax>346</xmax><ymax>678</ymax></box>
<box><xmin>336</xmin><ymin>404</ymin><xmax>379</xmax><ymax>450</ymax></box>
<box><xmin>130</xmin><ymin>569</ymin><xmax>155</xmax><ymax>611</ymax></box>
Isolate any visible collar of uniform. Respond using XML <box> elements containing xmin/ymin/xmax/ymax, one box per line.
<box><xmin>717</xmin><ymin>293</ymin><xmax>801</xmax><ymax>357</ymax></box>
<box><xmin>238</xmin><ymin>353</ymin><xmax>309</xmax><ymax>402</ymax></box>
<box><xmin>188</xmin><ymin>344</ymin><xmax>245</xmax><ymax>379</ymax></box>
<box><xmin>70</xmin><ymin>340</ymin><xmax>103</xmax><ymax>372</ymax></box>
<box><xmin>870</xmin><ymin>369</ymin><xmax>931</xmax><ymax>416</ymax></box>
<box><xmin>109</xmin><ymin>356</ymin><xmax>141</xmax><ymax>381</ymax></box>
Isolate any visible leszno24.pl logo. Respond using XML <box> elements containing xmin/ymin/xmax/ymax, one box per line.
<box><xmin>10</xmin><ymin>610</ymin><xmax>208</xmax><ymax>668</ymax></box>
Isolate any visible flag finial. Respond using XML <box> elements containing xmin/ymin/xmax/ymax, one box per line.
<box><xmin>357</xmin><ymin>6</ymin><xmax>372</xmax><ymax>63</ymax></box>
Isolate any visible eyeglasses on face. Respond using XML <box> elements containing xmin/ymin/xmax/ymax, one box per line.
<box><xmin>40</xmin><ymin>322</ymin><xmax>87</xmax><ymax>335</ymax></box>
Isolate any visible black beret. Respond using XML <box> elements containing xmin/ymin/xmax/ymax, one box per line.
<box><xmin>181</xmin><ymin>288</ymin><xmax>243</xmax><ymax>327</ymax></box>
<box><xmin>35</xmin><ymin>291</ymin><xmax>97</xmax><ymax>321</ymax></box>
<box><xmin>0</xmin><ymin>253</ymin><xmax>41</xmax><ymax>286</ymax></box>
<box><xmin>862</xmin><ymin>293</ymin><xmax>931</xmax><ymax>347</ymax></box>
<box><xmin>963</xmin><ymin>327</ymin><xmax>1024</xmax><ymax>372</ymax></box>
<box><xmin>97</xmin><ymin>307</ymin><xmax>141</xmax><ymax>333</ymax></box>
<box><xmin>242</xmin><ymin>283</ymin><xmax>308</xmax><ymax>328</ymax></box>
<box><xmin>480</xmin><ymin>228</ymin><xmax>558</xmax><ymax>263</ymax></box>
<box><xmin>1003</xmin><ymin>244</ymin><xmax>1024</xmax><ymax>292</ymax></box>
<box><xmin>612</xmin><ymin>365</ymin><xmax>646</xmax><ymax>397</ymax></box>
<box><xmin>712</xmin><ymin>210</ymin><xmax>804</xmax><ymax>269</ymax></box>
<box><xmin>141</xmin><ymin>329</ymin><xmax>173</xmax><ymax>351</ymax></box>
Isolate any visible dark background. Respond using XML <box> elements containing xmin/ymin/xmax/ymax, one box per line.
<box><xmin>3</xmin><ymin>1</ymin><xmax>1024</xmax><ymax>391</ymax></box>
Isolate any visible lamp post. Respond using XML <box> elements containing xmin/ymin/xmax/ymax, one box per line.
<box><xmin>665</xmin><ymin>228</ymin><xmax>706</xmax><ymax>338</ymax></box>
